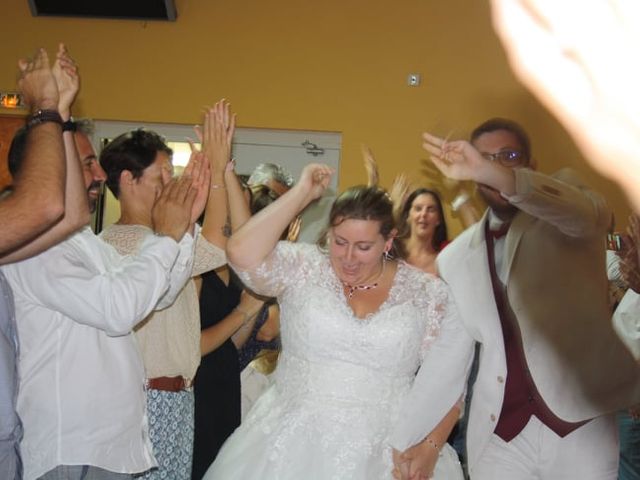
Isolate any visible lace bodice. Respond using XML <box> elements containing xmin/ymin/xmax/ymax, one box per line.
<box><xmin>234</xmin><ymin>242</ymin><xmax>452</xmax><ymax>371</ymax></box>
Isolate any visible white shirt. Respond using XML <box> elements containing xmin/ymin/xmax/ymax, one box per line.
<box><xmin>1</xmin><ymin>226</ymin><xmax>196</xmax><ymax>480</ymax></box>
<box><xmin>613</xmin><ymin>289</ymin><xmax>640</xmax><ymax>360</ymax></box>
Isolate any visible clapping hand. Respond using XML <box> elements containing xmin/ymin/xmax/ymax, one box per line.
<box><xmin>152</xmin><ymin>175</ymin><xmax>198</xmax><ymax>242</ymax></box>
<box><xmin>18</xmin><ymin>47</ymin><xmax>59</xmax><ymax>113</ymax></box>
<box><xmin>51</xmin><ymin>43</ymin><xmax>79</xmax><ymax>120</ymax></box>
<box><xmin>181</xmin><ymin>150</ymin><xmax>211</xmax><ymax>225</ymax></box>
<box><xmin>198</xmin><ymin>99</ymin><xmax>236</xmax><ymax>175</ymax></box>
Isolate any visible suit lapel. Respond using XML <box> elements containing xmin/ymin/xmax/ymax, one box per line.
<box><xmin>461</xmin><ymin>212</ymin><xmax>504</xmax><ymax>344</ymax></box>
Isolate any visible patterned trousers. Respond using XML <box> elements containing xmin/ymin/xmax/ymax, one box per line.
<box><xmin>136</xmin><ymin>389</ymin><xmax>194</xmax><ymax>480</ymax></box>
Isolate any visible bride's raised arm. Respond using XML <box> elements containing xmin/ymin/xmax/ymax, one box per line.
<box><xmin>226</xmin><ymin>163</ymin><xmax>333</xmax><ymax>270</ymax></box>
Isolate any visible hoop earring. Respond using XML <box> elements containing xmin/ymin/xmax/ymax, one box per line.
<box><xmin>383</xmin><ymin>249</ymin><xmax>391</xmax><ymax>261</ymax></box>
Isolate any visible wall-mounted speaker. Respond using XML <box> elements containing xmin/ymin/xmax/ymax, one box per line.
<box><xmin>28</xmin><ymin>0</ymin><xmax>177</xmax><ymax>21</ymax></box>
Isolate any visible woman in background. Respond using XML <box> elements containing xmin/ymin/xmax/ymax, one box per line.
<box><xmin>396</xmin><ymin>188</ymin><xmax>448</xmax><ymax>275</ymax></box>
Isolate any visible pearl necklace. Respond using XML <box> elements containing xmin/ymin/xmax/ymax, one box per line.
<box><xmin>342</xmin><ymin>260</ymin><xmax>386</xmax><ymax>299</ymax></box>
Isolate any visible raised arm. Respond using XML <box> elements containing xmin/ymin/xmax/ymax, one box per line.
<box><xmin>200</xmin><ymin>100</ymin><xmax>233</xmax><ymax>248</ymax></box>
<box><xmin>1</xmin><ymin>44</ymin><xmax>91</xmax><ymax>265</ymax></box>
<box><xmin>227</xmin><ymin>163</ymin><xmax>333</xmax><ymax>270</ymax></box>
<box><xmin>423</xmin><ymin>131</ymin><xmax>610</xmax><ymax>237</ymax></box>
<box><xmin>0</xmin><ymin>47</ymin><xmax>65</xmax><ymax>261</ymax></box>
<box><xmin>8</xmin><ymin>173</ymin><xmax>198</xmax><ymax>336</ymax></box>
<box><xmin>225</xmin><ymin>162</ymin><xmax>251</xmax><ymax>232</ymax></box>
<box><xmin>423</xmin><ymin>132</ymin><xmax>517</xmax><ymax>196</ymax></box>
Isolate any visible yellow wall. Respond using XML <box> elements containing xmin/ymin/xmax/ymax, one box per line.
<box><xmin>0</xmin><ymin>0</ymin><xmax>632</xmax><ymax>234</ymax></box>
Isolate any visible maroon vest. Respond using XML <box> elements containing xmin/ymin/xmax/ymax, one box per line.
<box><xmin>484</xmin><ymin>220</ymin><xmax>588</xmax><ymax>441</ymax></box>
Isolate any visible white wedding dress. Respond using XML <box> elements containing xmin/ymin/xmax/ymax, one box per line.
<box><xmin>204</xmin><ymin>242</ymin><xmax>464</xmax><ymax>480</ymax></box>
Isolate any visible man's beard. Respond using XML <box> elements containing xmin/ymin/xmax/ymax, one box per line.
<box><xmin>87</xmin><ymin>181</ymin><xmax>103</xmax><ymax>214</ymax></box>
<box><xmin>477</xmin><ymin>184</ymin><xmax>517</xmax><ymax>219</ymax></box>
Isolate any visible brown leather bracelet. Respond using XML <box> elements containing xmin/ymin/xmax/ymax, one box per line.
<box><xmin>27</xmin><ymin>109</ymin><xmax>63</xmax><ymax>129</ymax></box>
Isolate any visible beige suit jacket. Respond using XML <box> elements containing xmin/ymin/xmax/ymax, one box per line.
<box><xmin>390</xmin><ymin>168</ymin><xmax>640</xmax><ymax>473</ymax></box>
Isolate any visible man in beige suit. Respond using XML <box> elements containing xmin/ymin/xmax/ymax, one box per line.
<box><xmin>391</xmin><ymin>118</ymin><xmax>640</xmax><ymax>479</ymax></box>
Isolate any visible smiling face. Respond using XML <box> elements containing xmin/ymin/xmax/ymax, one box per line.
<box><xmin>75</xmin><ymin>132</ymin><xmax>106</xmax><ymax>213</ymax></box>
<box><xmin>328</xmin><ymin>218</ymin><xmax>392</xmax><ymax>286</ymax></box>
<box><xmin>408</xmin><ymin>193</ymin><xmax>441</xmax><ymax>240</ymax></box>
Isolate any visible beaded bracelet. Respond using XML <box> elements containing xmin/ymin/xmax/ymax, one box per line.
<box><xmin>425</xmin><ymin>437</ymin><xmax>441</xmax><ymax>452</ymax></box>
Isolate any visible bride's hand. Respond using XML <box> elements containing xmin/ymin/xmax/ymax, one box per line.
<box><xmin>297</xmin><ymin>163</ymin><xmax>334</xmax><ymax>203</ymax></box>
<box><xmin>391</xmin><ymin>448</ymin><xmax>411</xmax><ymax>480</ymax></box>
<box><xmin>398</xmin><ymin>437</ymin><xmax>441</xmax><ymax>480</ymax></box>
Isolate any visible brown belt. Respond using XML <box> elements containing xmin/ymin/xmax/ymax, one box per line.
<box><xmin>146</xmin><ymin>376</ymin><xmax>192</xmax><ymax>392</ymax></box>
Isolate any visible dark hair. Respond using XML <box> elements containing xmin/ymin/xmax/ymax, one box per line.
<box><xmin>9</xmin><ymin>119</ymin><xmax>96</xmax><ymax>178</ymax></box>
<box><xmin>99</xmin><ymin>129</ymin><xmax>172</xmax><ymax>198</ymax></box>
<box><xmin>470</xmin><ymin>117</ymin><xmax>531</xmax><ymax>161</ymax></box>
<box><xmin>7</xmin><ymin>125</ymin><xmax>28</xmax><ymax>177</ymax></box>
<box><xmin>397</xmin><ymin>188</ymin><xmax>448</xmax><ymax>255</ymax></box>
<box><xmin>318</xmin><ymin>185</ymin><xmax>395</xmax><ymax>247</ymax></box>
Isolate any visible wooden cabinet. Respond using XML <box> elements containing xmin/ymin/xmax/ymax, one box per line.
<box><xmin>0</xmin><ymin>115</ymin><xmax>26</xmax><ymax>191</ymax></box>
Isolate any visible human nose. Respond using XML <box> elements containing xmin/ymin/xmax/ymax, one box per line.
<box><xmin>92</xmin><ymin>161</ymin><xmax>107</xmax><ymax>183</ymax></box>
<box><xmin>345</xmin><ymin>245</ymin><xmax>356</xmax><ymax>262</ymax></box>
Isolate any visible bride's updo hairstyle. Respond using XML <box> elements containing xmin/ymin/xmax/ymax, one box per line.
<box><xmin>318</xmin><ymin>185</ymin><xmax>395</xmax><ymax>248</ymax></box>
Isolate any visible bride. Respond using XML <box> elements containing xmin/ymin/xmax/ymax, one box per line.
<box><xmin>204</xmin><ymin>164</ymin><xmax>470</xmax><ymax>479</ymax></box>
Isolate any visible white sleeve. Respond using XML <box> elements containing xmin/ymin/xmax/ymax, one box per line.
<box><xmin>155</xmin><ymin>227</ymin><xmax>197</xmax><ymax>310</ymax></box>
<box><xmin>191</xmin><ymin>232</ymin><xmax>227</xmax><ymax>277</ymax></box>
<box><xmin>229</xmin><ymin>241</ymin><xmax>316</xmax><ymax>298</ymax></box>
<box><xmin>389</xmin><ymin>282</ymin><xmax>474</xmax><ymax>451</ymax></box>
<box><xmin>5</xmin><ymin>232</ymin><xmax>181</xmax><ymax>336</ymax></box>
<box><xmin>613</xmin><ymin>289</ymin><xmax>640</xmax><ymax>360</ymax></box>
<box><xmin>506</xmin><ymin>168</ymin><xmax>611</xmax><ymax>238</ymax></box>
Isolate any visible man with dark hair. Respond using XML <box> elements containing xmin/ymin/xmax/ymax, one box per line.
<box><xmin>2</xmin><ymin>47</ymin><xmax>208</xmax><ymax>480</ymax></box>
<box><xmin>391</xmin><ymin>119</ymin><xmax>640</xmax><ymax>479</ymax></box>
<box><xmin>0</xmin><ymin>44</ymin><xmax>81</xmax><ymax>480</ymax></box>
<box><xmin>9</xmin><ymin>118</ymin><xmax>104</xmax><ymax>217</ymax></box>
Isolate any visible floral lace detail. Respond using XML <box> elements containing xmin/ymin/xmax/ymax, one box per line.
<box><xmin>191</xmin><ymin>235</ymin><xmax>226</xmax><ymax>277</ymax></box>
<box><xmin>100</xmin><ymin>223</ymin><xmax>149</xmax><ymax>256</ymax></box>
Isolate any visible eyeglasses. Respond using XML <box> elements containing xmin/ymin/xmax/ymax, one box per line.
<box><xmin>482</xmin><ymin>150</ymin><xmax>526</xmax><ymax>167</ymax></box>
